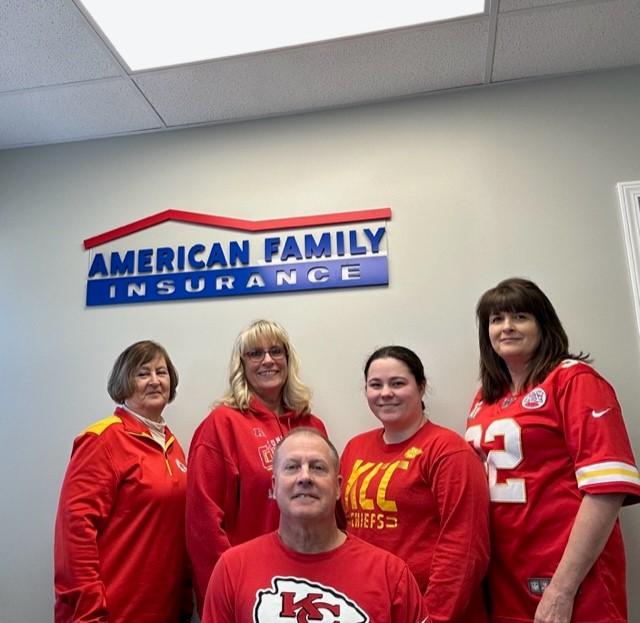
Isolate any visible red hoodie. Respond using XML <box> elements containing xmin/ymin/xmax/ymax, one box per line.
<box><xmin>186</xmin><ymin>397</ymin><xmax>326</xmax><ymax>615</ymax></box>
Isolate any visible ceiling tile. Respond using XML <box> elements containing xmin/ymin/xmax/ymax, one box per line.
<box><xmin>134</xmin><ymin>18</ymin><xmax>489</xmax><ymax>126</ymax></box>
<box><xmin>493</xmin><ymin>0</ymin><xmax>640</xmax><ymax>81</ymax></box>
<box><xmin>0</xmin><ymin>79</ymin><xmax>163</xmax><ymax>149</ymax></box>
<box><xmin>0</xmin><ymin>0</ymin><xmax>122</xmax><ymax>93</ymax></box>
<box><xmin>499</xmin><ymin>0</ymin><xmax>580</xmax><ymax>11</ymax></box>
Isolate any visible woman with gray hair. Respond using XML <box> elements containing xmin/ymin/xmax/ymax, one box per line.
<box><xmin>54</xmin><ymin>340</ymin><xmax>191</xmax><ymax>623</ymax></box>
<box><xmin>187</xmin><ymin>319</ymin><xmax>326</xmax><ymax>617</ymax></box>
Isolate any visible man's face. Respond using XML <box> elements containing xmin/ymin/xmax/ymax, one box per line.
<box><xmin>273</xmin><ymin>433</ymin><xmax>341</xmax><ymax>522</ymax></box>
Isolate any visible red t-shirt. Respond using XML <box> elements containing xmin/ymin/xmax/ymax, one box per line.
<box><xmin>203</xmin><ymin>532</ymin><xmax>427</xmax><ymax>623</ymax></box>
<box><xmin>341</xmin><ymin>421</ymin><xmax>489</xmax><ymax>623</ymax></box>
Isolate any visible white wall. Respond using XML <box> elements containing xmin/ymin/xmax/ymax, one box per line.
<box><xmin>1</xmin><ymin>66</ymin><xmax>639</xmax><ymax>621</ymax></box>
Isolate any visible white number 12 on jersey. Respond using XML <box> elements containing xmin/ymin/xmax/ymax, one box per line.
<box><xmin>466</xmin><ymin>418</ymin><xmax>526</xmax><ymax>503</ymax></box>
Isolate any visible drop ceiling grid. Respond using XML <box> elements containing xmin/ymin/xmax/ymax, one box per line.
<box><xmin>0</xmin><ymin>0</ymin><xmax>639</xmax><ymax>149</ymax></box>
<box><xmin>133</xmin><ymin>18</ymin><xmax>490</xmax><ymax>126</ymax></box>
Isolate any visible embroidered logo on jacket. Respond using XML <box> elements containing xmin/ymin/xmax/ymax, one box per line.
<box><xmin>259</xmin><ymin>438</ymin><xmax>281</xmax><ymax>471</ymax></box>
<box><xmin>522</xmin><ymin>388</ymin><xmax>546</xmax><ymax>410</ymax></box>
<box><xmin>253</xmin><ymin>577</ymin><xmax>368</xmax><ymax>622</ymax></box>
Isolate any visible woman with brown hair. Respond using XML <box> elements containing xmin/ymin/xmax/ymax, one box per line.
<box><xmin>341</xmin><ymin>345</ymin><xmax>489</xmax><ymax>622</ymax></box>
<box><xmin>467</xmin><ymin>277</ymin><xmax>640</xmax><ymax>623</ymax></box>
<box><xmin>54</xmin><ymin>340</ymin><xmax>190</xmax><ymax>623</ymax></box>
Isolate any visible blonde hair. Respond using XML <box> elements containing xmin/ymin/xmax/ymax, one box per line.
<box><xmin>221</xmin><ymin>319</ymin><xmax>312</xmax><ymax>414</ymax></box>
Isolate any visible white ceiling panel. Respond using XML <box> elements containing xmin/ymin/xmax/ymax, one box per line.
<box><xmin>0</xmin><ymin>79</ymin><xmax>162</xmax><ymax>149</ymax></box>
<box><xmin>0</xmin><ymin>0</ymin><xmax>122</xmax><ymax>93</ymax></box>
<box><xmin>78</xmin><ymin>0</ymin><xmax>486</xmax><ymax>70</ymax></box>
<box><xmin>135</xmin><ymin>18</ymin><xmax>489</xmax><ymax>126</ymax></box>
<box><xmin>493</xmin><ymin>0</ymin><xmax>640</xmax><ymax>81</ymax></box>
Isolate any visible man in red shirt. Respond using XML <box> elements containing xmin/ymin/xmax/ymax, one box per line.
<box><xmin>202</xmin><ymin>427</ymin><xmax>428</xmax><ymax>623</ymax></box>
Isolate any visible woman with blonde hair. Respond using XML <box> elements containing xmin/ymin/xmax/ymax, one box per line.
<box><xmin>186</xmin><ymin>319</ymin><xmax>326</xmax><ymax>616</ymax></box>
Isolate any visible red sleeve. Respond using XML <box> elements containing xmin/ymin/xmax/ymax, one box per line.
<box><xmin>201</xmin><ymin>556</ymin><xmax>235</xmax><ymax>623</ymax></box>
<box><xmin>186</xmin><ymin>420</ymin><xmax>239</xmax><ymax>616</ymax></box>
<box><xmin>559</xmin><ymin>368</ymin><xmax>640</xmax><ymax>501</ymax></box>
<box><xmin>392</xmin><ymin>564</ymin><xmax>430</xmax><ymax>623</ymax></box>
<box><xmin>54</xmin><ymin>434</ymin><xmax>117</xmax><ymax>623</ymax></box>
<box><xmin>424</xmin><ymin>449</ymin><xmax>490</xmax><ymax>622</ymax></box>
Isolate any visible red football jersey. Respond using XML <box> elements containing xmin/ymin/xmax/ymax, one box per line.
<box><xmin>466</xmin><ymin>360</ymin><xmax>640</xmax><ymax>623</ymax></box>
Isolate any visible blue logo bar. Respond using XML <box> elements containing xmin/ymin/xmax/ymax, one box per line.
<box><xmin>87</xmin><ymin>256</ymin><xmax>388</xmax><ymax>306</ymax></box>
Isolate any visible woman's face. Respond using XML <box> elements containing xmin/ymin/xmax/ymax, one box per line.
<box><xmin>366</xmin><ymin>357</ymin><xmax>425</xmax><ymax>434</ymax></box>
<box><xmin>125</xmin><ymin>354</ymin><xmax>170</xmax><ymax>420</ymax></box>
<box><xmin>488</xmin><ymin>311</ymin><xmax>541</xmax><ymax>367</ymax></box>
<box><xmin>243</xmin><ymin>338</ymin><xmax>288</xmax><ymax>403</ymax></box>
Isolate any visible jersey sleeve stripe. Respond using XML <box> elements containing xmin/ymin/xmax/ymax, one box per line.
<box><xmin>575</xmin><ymin>461</ymin><xmax>640</xmax><ymax>488</ymax></box>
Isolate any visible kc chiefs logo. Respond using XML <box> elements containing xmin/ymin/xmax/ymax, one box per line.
<box><xmin>253</xmin><ymin>577</ymin><xmax>369</xmax><ymax>622</ymax></box>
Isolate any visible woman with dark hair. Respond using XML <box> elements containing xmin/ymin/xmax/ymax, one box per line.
<box><xmin>341</xmin><ymin>345</ymin><xmax>490</xmax><ymax>623</ymax></box>
<box><xmin>186</xmin><ymin>319</ymin><xmax>326</xmax><ymax>617</ymax></box>
<box><xmin>54</xmin><ymin>340</ymin><xmax>191</xmax><ymax>623</ymax></box>
<box><xmin>467</xmin><ymin>277</ymin><xmax>640</xmax><ymax>623</ymax></box>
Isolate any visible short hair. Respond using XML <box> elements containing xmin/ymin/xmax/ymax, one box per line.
<box><xmin>364</xmin><ymin>345</ymin><xmax>427</xmax><ymax>410</ymax></box>
<box><xmin>273</xmin><ymin>428</ymin><xmax>338</xmax><ymax>472</ymax></box>
<box><xmin>107</xmin><ymin>340</ymin><xmax>178</xmax><ymax>403</ymax></box>
<box><xmin>476</xmin><ymin>277</ymin><xmax>589</xmax><ymax>403</ymax></box>
<box><xmin>220</xmin><ymin>319</ymin><xmax>311</xmax><ymax>414</ymax></box>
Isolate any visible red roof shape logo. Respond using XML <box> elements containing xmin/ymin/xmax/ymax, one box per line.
<box><xmin>84</xmin><ymin>207</ymin><xmax>392</xmax><ymax>250</ymax></box>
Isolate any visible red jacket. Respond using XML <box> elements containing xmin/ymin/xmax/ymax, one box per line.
<box><xmin>186</xmin><ymin>397</ymin><xmax>326</xmax><ymax>615</ymax></box>
<box><xmin>54</xmin><ymin>407</ymin><xmax>190</xmax><ymax>623</ymax></box>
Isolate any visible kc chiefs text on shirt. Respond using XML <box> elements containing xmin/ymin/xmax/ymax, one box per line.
<box><xmin>84</xmin><ymin>208</ymin><xmax>391</xmax><ymax>306</ymax></box>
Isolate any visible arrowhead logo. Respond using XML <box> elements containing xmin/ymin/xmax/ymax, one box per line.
<box><xmin>253</xmin><ymin>577</ymin><xmax>369</xmax><ymax>622</ymax></box>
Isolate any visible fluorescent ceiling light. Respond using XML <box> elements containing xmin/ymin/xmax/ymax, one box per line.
<box><xmin>79</xmin><ymin>1</ymin><xmax>485</xmax><ymax>71</ymax></box>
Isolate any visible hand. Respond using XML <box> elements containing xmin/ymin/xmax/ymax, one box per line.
<box><xmin>533</xmin><ymin>585</ymin><xmax>575</xmax><ymax>623</ymax></box>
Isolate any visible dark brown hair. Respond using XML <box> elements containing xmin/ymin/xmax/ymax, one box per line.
<box><xmin>364</xmin><ymin>345</ymin><xmax>427</xmax><ymax>410</ymax></box>
<box><xmin>476</xmin><ymin>277</ymin><xmax>588</xmax><ymax>403</ymax></box>
<box><xmin>107</xmin><ymin>340</ymin><xmax>178</xmax><ymax>403</ymax></box>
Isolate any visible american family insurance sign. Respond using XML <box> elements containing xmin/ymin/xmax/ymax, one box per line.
<box><xmin>84</xmin><ymin>208</ymin><xmax>391</xmax><ymax>306</ymax></box>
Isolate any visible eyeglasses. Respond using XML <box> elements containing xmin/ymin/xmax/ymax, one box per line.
<box><xmin>244</xmin><ymin>346</ymin><xmax>287</xmax><ymax>363</ymax></box>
